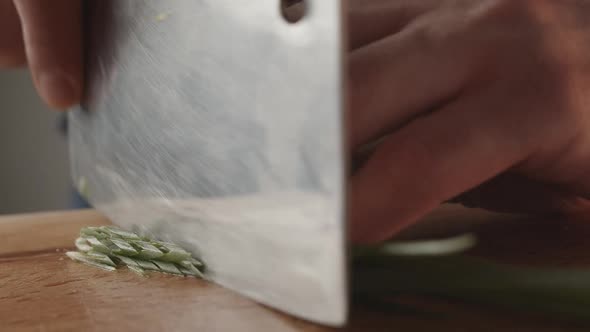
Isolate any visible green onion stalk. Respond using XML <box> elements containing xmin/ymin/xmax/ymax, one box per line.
<box><xmin>352</xmin><ymin>234</ymin><xmax>590</xmax><ymax>322</ymax></box>
<box><xmin>66</xmin><ymin>226</ymin><xmax>205</xmax><ymax>279</ymax></box>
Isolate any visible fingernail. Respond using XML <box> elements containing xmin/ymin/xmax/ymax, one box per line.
<box><xmin>38</xmin><ymin>71</ymin><xmax>80</xmax><ymax>110</ymax></box>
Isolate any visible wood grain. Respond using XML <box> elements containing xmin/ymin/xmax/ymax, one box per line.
<box><xmin>1</xmin><ymin>206</ymin><xmax>590</xmax><ymax>331</ymax></box>
<box><xmin>0</xmin><ymin>209</ymin><xmax>109</xmax><ymax>257</ymax></box>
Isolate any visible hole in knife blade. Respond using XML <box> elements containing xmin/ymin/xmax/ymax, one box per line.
<box><xmin>281</xmin><ymin>0</ymin><xmax>306</xmax><ymax>23</ymax></box>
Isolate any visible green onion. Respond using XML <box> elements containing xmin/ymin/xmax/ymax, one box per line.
<box><xmin>84</xmin><ymin>251</ymin><xmax>116</xmax><ymax>267</ymax></box>
<box><xmin>134</xmin><ymin>259</ymin><xmax>160</xmax><ymax>271</ymax></box>
<box><xmin>66</xmin><ymin>226</ymin><xmax>206</xmax><ymax>279</ymax></box>
<box><xmin>109</xmin><ymin>239</ymin><xmax>139</xmax><ymax>256</ymax></box>
<box><xmin>353</xmin><ymin>235</ymin><xmax>590</xmax><ymax>322</ymax></box>
<box><xmin>354</xmin><ymin>233</ymin><xmax>476</xmax><ymax>258</ymax></box>
<box><xmin>112</xmin><ymin>254</ymin><xmax>140</xmax><ymax>267</ymax></box>
<box><xmin>66</xmin><ymin>251</ymin><xmax>116</xmax><ymax>272</ymax></box>
<box><xmin>75</xmin><ymin>238</ymin><xmax>92</xmax><ymax>252</ymax></box>
<box><xmin>127</xmin><ymin>265</ymin><xmax>147</xmax><ymax>276</ymax></box>
<box><xmin>179</xmin><ymin>260</ymin><xmax>206</xmax><ymax>278</ymax></box>
<box><xmin>84</xmin><ymin>237</ymin><xmax>113</xmax><ymax>254</ymax></box>
<box><xmin>158</xmin><ymin>246</ymin><xmax>191</xmax><ymax>262</ymax></box>
<box><xmin>131</xmin><ymin>241</ymin><xmax>164</xmax><ymax>260</ymax></box>
<box><xmin>190</xmin><ymin>258</ymin><xmax>204</xmax><ymax>267</ymax></box>
<box><xmin>80</xmin><ymin>227</ymin><xmax>103</xmax><ymax>238</ymax></box>
<box><xmin>100</xmin><ymin>226</ymin><xmax>141</xmax><ymax>240</ymax></box>
<box><xmin>152</xmin><ymin>261</ymin><xmax>183</xmax><ymax>275</ymax></box>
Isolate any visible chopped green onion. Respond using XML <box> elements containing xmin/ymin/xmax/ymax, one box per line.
<box><xmin>112</xmin><ymin>254</ymin><xmax>140</xmax><ymax>267</ymax></box>
<box><xmin>66</xmin><ymin>251</ymin><xmax>116</xmax><ymax>272</ymax></box>
<box><xmin>110</xmin><ymin>239</ymin><xmax>139</xmax><ymax>256</ymax></box>
<box><xmin>159</xmin><ymin>246</ymin><xmax>191</xmax><ymax>262</ymax></box>
<box><xmin>127</xmin><ymin>265</ymin><xmax>147</xmax><ymax>276</ymax></box>
<box><xmin>67</xmin><ymin>226</ymin><xmax>206</xmax><ymax>279</ymax></box>
<box><xmin>152</xmin><ymin>261</ymin><xmax>183</xmax><ymax>275</ymax></box>
<box><xmin>190</xmin><ymin>258</ymin><xmax>204</xmax><ymax>267</ymax></box>
<box><xmin>134</xmin><ymin>259</ymin><xmax>160</xmax><ymax>271</ymax></box>
<box><xmin>75</xmin><ymin>238</ymin><xmax>92</xmax><ymax>252</ymax></box>
<box><xmin>131</xmin><ymin>241</ymin><xmax>164</xmax><ymax>260</ymax></box>
<box><xmin>85</xmin><ymin>237</ymin><xmax>113</xmax><ymax>254</ymax></box>
<box><xmin>179</xmin><ymin>266</ymin><xmax>203</xmax><ymax>277</ymax></box>
<box><xmin>85</xmin><ymin>251</ymin><xmax>116</xmax><ymax>267</ymax></box>
<box><xmin>179</xmin><ymin>260</ymin><xmax>205</xmax><ymax>278</ymax></box>
<box><xmin>80</xmin><ymin>227</ymin><xmax>107</xmax><ymax>239</ymax></box>
<box><xmin>101</xmin><ymin>226</ymin><xmax>141</xmax><ymax>240</ymax></box>
<box><xmin>152</xmin><ymin>241</ymin><xmax>180</xmax><ymax>250</ymax></box>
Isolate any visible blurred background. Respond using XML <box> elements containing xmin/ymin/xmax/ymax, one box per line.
<box><xmin>0</xmin><ymin>69</ymin><xmax>70</xmax><ymax>214</ymax></box>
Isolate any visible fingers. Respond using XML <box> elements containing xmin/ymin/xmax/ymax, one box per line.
<box><xmin>347</xmin><ymin>0</ymin><xmax>436</xmax><ymax>50</ymax></box>
<box><xmin>13</xmin><ymin>0</ymin><xmax>83</xmax><ymax>110</ymax></box>
<box><xmin>450</xmin><ymin>172</ymin><xmax>580</xmax><ymax>214</ymax></box>
<box><xmin>349</xmin><ymin>93</ymin><xmax>530</xmax><ymax>243</ymax></box>
<box><xmin>349</xmin><ymin>19</ymin><xmax>481</xmax><ymax>150</ymax></box>
<box><xmin>0</xmin><ymin>0</ymin><xmax>25</xmax><ymax>67</ymax></box>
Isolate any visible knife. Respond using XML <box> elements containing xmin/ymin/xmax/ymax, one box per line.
<box><xmin>68</xmin><ymin>0</ymin><xmax>348</xmax><ymax>326</ymax></box>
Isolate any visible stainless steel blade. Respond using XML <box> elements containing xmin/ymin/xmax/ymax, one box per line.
<box><xmin>69</xmin><ymin>0</ymin><xmax>347</xmax><ymax>326</ymax></box>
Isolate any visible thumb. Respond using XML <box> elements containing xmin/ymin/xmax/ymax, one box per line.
<box><xmin>13</xmin><ymin>0</ymin><xmax>83</xmax><ymax>110</ymax></box>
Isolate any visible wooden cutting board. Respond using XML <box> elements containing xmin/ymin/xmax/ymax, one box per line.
<box><xmin>2</xmin><ymin>206</ymin><xmax>590</xmax><ymax>332</ymax></box>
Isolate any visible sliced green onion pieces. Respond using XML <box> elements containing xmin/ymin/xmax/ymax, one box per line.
<box><xmin>66</xmin><ymin>226</ymin><xmax>206</xmax><ymax>279</ymax></box>
<box><xmin>135</xmin><ymin>259</ymin><xmax>160</xmax><ymax>271</ymax></box>
<box><xmin>131</xmin><ymin>241</ymin><xmax>164</xmax><ymax>260</ymax></box>
<box><xmin>159</xmin><ymin>246</ymin><xmax>191</xmax><ymax>262</ymax></box>
<box><xmin>85</xmin><ymin>237</ymin><xmax>113</xmax><ymax>254</ymax></box>
<box><xmin>84</xmin><ymin>251</ymin><xmax>117</xmax><ymax>267</ymax></box>
<box><xmin>110</xmin><ymin>239</ymin><xmax>139</xmax><ymax>256</ymax></box>
<box><xmin>102</xmin><ymin>226</ymin><xmax>141</xmax><ymax>240</ymax></box>
<box><xmin>112</xmin><ymin>254</ymin><xmax>140</xmax><ymax>267</ymax></box>
<box><xmin>66</xmin><ymin>251</ymin><xmax>116</xmax><ymax>272</ymax></box>
<box><xmin>75</xmin><ymin>238</ymin><xmax>92</xmax><ymax>252</ymax></box>
<box><xmin>153</xmin><ymin>261</ymin><xmax>183</xmax><ymax>275</ymax></box>
<box><xmin>127</xmin><ymin>265</ymin><xmax>147</xmax><ymax>276</ymax></box>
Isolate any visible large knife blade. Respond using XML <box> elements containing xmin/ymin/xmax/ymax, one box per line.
<box><xmin>69</xmin><ymin>0</ymin><xmax>347</xmax><ymax>326</ymax></box>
